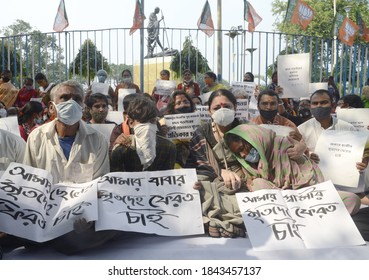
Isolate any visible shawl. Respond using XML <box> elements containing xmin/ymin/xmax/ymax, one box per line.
<box><xmin>226</xmin><ymin>124</ymin><xmax>324</xmax><ymax>189</ymax></box>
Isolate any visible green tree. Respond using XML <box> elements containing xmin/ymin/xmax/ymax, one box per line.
<box><xmin>69</xmin><ymin>39</ymin><xmax>110</xmax><ymax>84</ymax></box>
<box><xmin>170</xmin><ymin>37</ymin><xmax>210</xmax><ymax>79</ymax></box>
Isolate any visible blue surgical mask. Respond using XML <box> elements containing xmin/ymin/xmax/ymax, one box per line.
<box><xmin>244</xmin><ymin>147</ymin><xmax>260</xmax><ymax>163</ymax></box>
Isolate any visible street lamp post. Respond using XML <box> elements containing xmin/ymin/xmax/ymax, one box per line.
<box><xmin>225</xmin><ymin>27</ymin><xmax>241</xmax><ymax>82</ymax></box>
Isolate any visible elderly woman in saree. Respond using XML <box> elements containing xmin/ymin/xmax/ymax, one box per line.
<box><xmin>187</xmin><ymin>89</ymin><xmax>307</xmax><ymax>238</ymax></box>
<box><xmin>224</xmin><ymin>124</ymin><xmax>361</xmax><ymax>215</ymax></box>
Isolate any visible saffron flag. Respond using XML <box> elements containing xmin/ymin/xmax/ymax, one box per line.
<box><xmin>338</xmin><ymin>17</ymin><xmax>359</xmax><ymax>47</ymax></box>
<box><xmin>244</xmin><ymin>1</ymin><xmax>262</xmax><ymax>32</ymax></box>
<box><xmin>53</xmin><ymin>0</ymin><xmax>69</xmax><ymax>32</ymax></box>
<box><xmin>291</xmin><ymin>0</ymin><xmax>314</xmax><ymax>30</ymax></box>
<box><xmin>129</xmin><ymin>0</ymin><xmax>146</xmax><ymax>35</ymax></box>
<box><xmin>356</xmin><ymin>11</ymin><xmax>369</xmax><ymax>43</ymax></box>
<box><xmin>197</xmin><ymin>0</ymin><xmax>214</xmax><ymax>37</ymax></box>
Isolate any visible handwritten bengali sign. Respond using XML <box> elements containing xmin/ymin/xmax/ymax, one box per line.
<box><xmin>91</xmin><ymin>82</ymin><xmax>110</xmax><ymax>96</ymax></box>
<box><xmin>236</xmin><ymin>180</ymin><xmax>365</xmax><ymax>251</ymax></box>
<box><xmin>195</xmin><ymin>105</ymin><xmax>211</xmax><ymax>124</ymax></box>
<box><xmin>0</xmin><ymin>163</ymin><xmax>98</xmax><ymax>242</ymax></box>
<box><xmin>230</xmin><ymin>81</ymin><xmax>256</xmax><ymax>97</ymax></box>
<box><xmin>278</xmin><ymin>53</ymin><xmax>310</xmax><ymax>98</ymax></box>
<box><xmin>336</xmin><ymin>108</ymin><xmax>369</xmax><ymax>131</ymax></box>
<box><xmin>155</xmin><ymin>80</ymin><xmax>176</xmax><ymax>96</ymax></box>
<box><xmin>236</xmin><ymin>98</ymin><xmax>249</xmax><ymax>121</ymax></box>
<box><xmin>164</xmin><ymin>112</ymin><xmax>201</xmax><ymax>140</ymax></box>
<box><xmin>95</xmin><ymin>168</ymin><xmax>204</xmax><ymax>236</ymax></box>
<box><xmin>314</xmin><ymin>130</ymin><xmax>369</xmax><ymax>191</ymax></box>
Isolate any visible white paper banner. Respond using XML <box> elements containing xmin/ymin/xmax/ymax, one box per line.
<box><xmin>118</xmin><ymin>89</ymin><xmax>136</xmax><ymax>112</ymax></box>
<box><xmin>336</xmin><ymin>108</ymin><xmax>369</xmax><ymax>131</ymax></box>
<box><xmin>87</xmin><ymin>123</ymin><xmax>115</xmax><ymax>143</ymax></box>
<box><xmin>230</xmin><ymin>81</ymin><xmax>256</xmax><ymax>97</ymax></box>
<box><xmin>259</xmin><ymin>124</ymin><xmax>294</xmax><ymax>137</ymax></box>
<box><xmin>155</xmin><ymin>80</ymin><xmax>176</xmax><ymax>96</ymax></box>
<box><xmin>164</xmin><ymin>112</ymin><xmax>201</xmax><ymax>140</ymax></box>
<box><xmin>0</xmin><ymin>116</ymin><xmax>21</xmax><ymax>137</ymax></box>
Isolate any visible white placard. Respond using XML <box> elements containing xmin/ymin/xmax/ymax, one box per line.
<box><xmin>0</xmin><ymin>116</ymin><xmax>21</xmax><ymax>137</ymax></box>
<box><xmin>88</xmin><ymin>123</ymin><xmax>115</xmax><ymax>143</ymax></box>
<box><xmin>0</xmin><ymin>163</ymin><xmax>99</xmax><ymax>242</ymax></box>
<box><xmin>30</xmin><ymin>97</ymin><xmax>43</xmax><ymax>103</ymax></box>
<box><xmin>200</xmin><ymin>91</ymin><xmax>213</xmax><ymax>105</ymax></box>
<box><xmin>155</xmin><ymin>80</ymin><xmax>176</xmax><ymax>96</ymax></box>
<box><xmin>107</xmin><ymin>110</ymin><xmax>124</xmax><ymax>125</ymax></box>
<box><xmin>236</xmin><ymin>181</ymin><xmax>365</xmax><ymax>251</ymax></box>
<box><xmin>96</xmin><ymin>169</ymin><xmax>204</xmax><ymax>236</ymax></box>
<box><xmin>336</xmin><ymin>108</ymin><xmax>369</xmax><ymax>131</ymax></box>
<box><xmin>164</xmin><ymin>112</ymin><xmax>201</xmax><ymax>140</ymax></box>
<box><xmin>195</xmin><ymin>105</ymin><xmax>211</xmax><ymax>123</ymax></box>
<box><xmin>309</xmin><ymin>82</ymin><xmax>328</xmax><ymax>94</ymax></box>
<box><xmin>118</xmin><ymin>89</ymin><xmax>136</xmax><ymax>111</ymax></box>
<box><xmin>91</xmin><ymin>82</ymin><xmax>110</xmax><ymax>96</ymax></box>
<box><xmin>278</xmin><ymin>53</ymin><xmax>310</xmax><ymax>98</ymax></box>
<box><xmin>230</xmin><ymin>81</ymin><xmax>256</xmax><ymax>97</ymax></box>
<box><xmin>259</xmin><ymin>124</ymin><xmax>294</xmax><ymax>137</ymax></box>
<box><xmin>236</xmin><ymin>98</ymin><xmax>249</xmax><ymax>121</ymax></box>
<box><xmin>314</xmin><ymin>130</ymin><xmax>369</xmax><ymax>191</ymax></box>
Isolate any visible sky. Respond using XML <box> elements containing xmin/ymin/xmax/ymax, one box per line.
<box><xmin>0</xmin><ymin>0</ymin><xmax>278</xmax><ymax>35</ymax></box>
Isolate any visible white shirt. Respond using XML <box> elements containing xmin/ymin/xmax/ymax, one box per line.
<box><xmin>0</xmin><ymin>128</ymin><xmax>26</xmax><ymax>171</ymax></box>
<box><xmin>297</xmin><ymin>116</ymin><xmax>357</xmax><ymax>152</ymax></box>
<box><xmin>23</xmin><ymin>120</ymin><xmax>110</xmax><ymax>184</ymax></box>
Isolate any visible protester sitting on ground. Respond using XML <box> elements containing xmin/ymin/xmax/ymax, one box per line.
<box><xmin>110</xmin><ymin>95</ymin><xmax>176</xmax><ymax>172</ymax></box>
<box><xmin>18</xmin><ymin>101</ymin><xmax>44</xmax><ymax>141</ymax></box>
<box><xmin>35</xmin><ymin>72</ymin><xmax>56</xmax><ymax>107</ymax></box>
<box><xmin>85</xmin><ymin>69</ymin><xmax>116</xmax><ymax>110</ymax></box>
<box><xmin>187</xmin><ymin>89</ymin><xmax>306</xmax><ymax>238</ymax></box>
<box><xmin>0</xmin><ymin>69</ymin><xmax>18</xmax><ymax>108</ymax></box>
<box><xmin>337</xmin><ymin>94</ymin><xmax>365</xmax><ymax>109</ymax></box>
<box><xmin>23</xmin><ymin>80</ymin><xmax>110</xmax><ymax>184</ymax></box>
<box><xmin>201</xmin><ymin>71</ymin><xmax>226</xmax><ymax>94</ymax></box>
<box><xmin>176</xmin><ymin>69</ymin><xmax>200</xmax><ymax>97</ymax></box>
<box><xmin>6</xmin><ymin>107</ymin><xmax>18</xmax><ymax>117</ymax></box>
<box><xmin>85</xmin><ymin>93</ymin><xmax>116</xmax><ymax>125</ymax></box>
<box><xmin>224</xmin><ymin>124</ymin><xmax>324</xmax><ymax>191</ymax></box>
<box><xmin>191</xmin><ymin>96</ymin><xmax>202</xmax><ymax>106</ymax></box>
<box><xmin>243</xmin><ymin>71</ymin><xmax>259</xmax><ymax>99</ymax></box>
<box><xmin>160</xmin><ymin>90</ymin><xmax>196</xmax><ymax>168</ymax></box>
<box><xmin>0</xmin><ymin>128</ymin><xmax>26</xmax><ymax>171</ymax></box>
<box><xmin>151</xmin><ymin>69</ymin><xmax>172</xmax><ymax>111</ymax></box>
<box><xmin>114</xmin><ymin>69</ymin><xmax>141</xmax><ymax>110</ymax></box>
<box><xmin>14</xmin><ymin>77</ymin><xmax>39</xmax><ymax>110</ymax></box>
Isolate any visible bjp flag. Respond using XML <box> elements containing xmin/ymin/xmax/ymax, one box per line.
<box><xmin>197</xmin><ymin>0</ymin><xmax>214</xmax><ymax>37</ymax></box>
<box><xmin>339</xmin><ymin>17</ymin><xmax>359</xmax><ymax>46</ymax></box>
<box><xmin>53</xmin><ymin>0</ymin><xmax>69</xmax><ymax>32</ymax></box>
<box><xmin>129</xmin><ymin>0</ymin><xmax>146</xmax><ymax>35</ymax></box>
<box><xmin>291</xmin><ymin>0</ymin><xmax>314</xmax><ymax>30</ymax></box>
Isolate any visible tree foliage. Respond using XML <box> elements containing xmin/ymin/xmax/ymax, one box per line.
<box><xmin>68</xmin><ymin>39</ymin><xmax>110</xmax><ymax>84</ymax></box>
<box><xmin>170</xmin><ymin>37</ymin><xmax>210</xmax><ymax>79</ymax></box>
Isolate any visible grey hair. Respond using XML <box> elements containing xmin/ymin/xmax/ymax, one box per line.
<box><xmin>50</xmin><ymin>80</ymin><xmax>84</xmax><ymax>102</ymax></box>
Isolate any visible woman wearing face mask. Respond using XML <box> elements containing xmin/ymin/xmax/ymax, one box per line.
<box><xmin>114</xmin><ymin>69</ymin><xmax>141</xmax><ymax>110</ymax></box>
<box><xmin>18</xmin><ymin>101</ymin><xmax>44</xmax><ymax>141</ymax></box>
<box><xmin>14</xmin><ymin>77</ymin><xmax>39</xmax><ymax>110</ymax></box>
<box><xmin>160</xmin><ymin>90</ymin><xmax>196</xmax><ymax>168</ymax></box>
<box><xmin>186</xmin><ymin>89</ymin><xmax>248</xmax><ymax>237</ymax></box>
<box><xmin>224</xmin><ymin>124</ymin><xmax>324</xmax><ymax>191</ymax></box>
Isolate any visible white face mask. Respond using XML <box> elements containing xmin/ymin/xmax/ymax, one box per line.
<box><xmin>133</xmin><ymin>123</ymin><xmax>158</xmax><ymax>170</ymax></box>
<box><xmin>211</xmin><ymin>108</ymin><xmax>235</xmax><ymax>127</ymax></box>
<box><xmin>122</xmin><ymin>77</ymin><xmax>132</xmax><ymax>84</ymax></box>
<box><xmin>244</xmin><ymin>147</ymin><xmax>260</xmax><ymax>163</ymax></box>
<box><xmin>54</xmin><ymin>99</ymin><xmax>83</xmax><ymax>125</ymax></box>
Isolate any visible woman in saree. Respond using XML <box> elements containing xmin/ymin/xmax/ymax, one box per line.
<box><xmin>187</xmin><ymin>89</ymin><xmax>306</xmax><ymax>238</ymax></box>
<box><xmin>224</xmin><ymin>124</ymin><xmax>361</xmax><ymax>215</ymax></box>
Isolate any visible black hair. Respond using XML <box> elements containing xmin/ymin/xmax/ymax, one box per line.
<box><xmin>86</xmin><ymin>93</ymin><xmax>109</xmax><ymax>108</ymax></box>
<box><xmin>123</xmin><ymin>93</ymin><xmax>138</xmax><ymax>112</ymax></box>
<box><xmin>310</xmin><ymin>89</ymin><xmax>334</xmax><ymax>104</ymax></box>
<box><xmin>224</xmin><ymin>133</ymin><xmax>243</xmax><ymax>149</ymax></box>
<box><xmin>244</xmin><ymin>72</ymin><xmax>254</xmax><ymax>82</ymax></box>
<box><xmin>257</xmin><ymin>89</ymin><xmax>280</xmax><ymax>105</ymax></box>
<box><xmin>208</xmin><ymin>88</ymin><xmax>237</xmax><ymax>109</ymax></box>
<box><xmin>205</xmin><ymin>71</ymin><xmax>217</xmax><ymax>81</ymax></box>
<box><xmin>35</xmin><ymin>72</ymin><xmax>47</xmax><ymax>81</ymax></box>
<box><xmin>121</xmin><ymin>69</ymin><xmax>132</xmax><ymax>77</ymax></box>
<box><xmin>165</xmin><ymin>90</ymin><xmax>195</xmax><ymax>114</ymax></box>
<box><xmin>18</xmin><ymin>101</ymin><xmax>43</xmax><ymax>124</ymax></box>
<box><xmin>127</xmin><ymin>96</ymin><xmax>157</xmax><ymax>123</ymax></box>
<box><xmin>342</xmin><ymin>94</ymin><xmax>365</xmax><ymax>108</ymax></box>
<box><xmin>160</xmin><ymin>69</ymin><xmax>170</xmax><ymax>77</ymax></box>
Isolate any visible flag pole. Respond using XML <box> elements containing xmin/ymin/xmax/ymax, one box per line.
<box><xmin>217</xmin><ymin>0</ymin><xmax>222</xmax><ymax>82</ymax></box>
<box><xmin>140</xmin><ymin>0</ymin><xmax>145</xmax><ymax>93</ymax></box>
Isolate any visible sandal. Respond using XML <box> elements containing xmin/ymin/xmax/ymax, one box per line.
<box><xmin>208</xmin><ymin>225</ymin><xmax>221</xmax><ymax>238</ymax></box>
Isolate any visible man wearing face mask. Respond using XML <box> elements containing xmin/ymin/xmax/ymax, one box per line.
<box><xmin>250</xmin><ymin>89</ymin><xmax>298</xmax><ymax>130</ymax></box>
<box><xmin>23</xmin><ymin>80</ymin><xmax>110</xmax><ymax>184</ymax></box>
<box><xmin>110</xmin><ymin>96</ymin><xmax>176</xmax><ymax>172</ymax></box>
<box><xmin>114</xmin><ymin>69</ymin><xmax>141</xmax><ymax>110</ymax></box>
<box><xmin>297</xmin><ymin>89</ymin><xmax>357</xmax><ymax>163</ymax></box>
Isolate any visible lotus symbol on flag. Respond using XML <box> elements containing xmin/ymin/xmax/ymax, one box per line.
<box><xmin>344</xmin><ymin>21</ymin><xmax>356</xmax><ymax>41</ymax></box>
<box><xmin>298</xmin><ymin>4</ymin><xmax>313</xmax><ymax>21</ymax></box>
